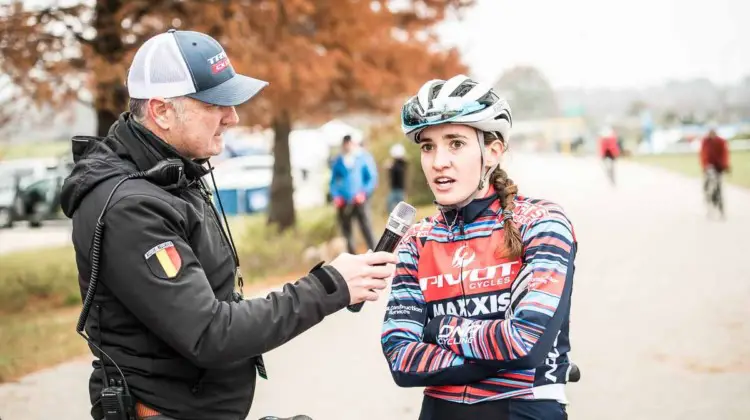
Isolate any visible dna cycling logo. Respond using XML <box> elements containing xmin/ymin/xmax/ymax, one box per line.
<box><xmin>436</xmin><ymin>323</ymin><xmax>483</xmax><ymax>346</ymax></box>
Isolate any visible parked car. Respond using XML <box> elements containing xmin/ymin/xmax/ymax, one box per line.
<box><xmin>0</xmin><ymin>175</ymin><xmax>18</xmax><ymax>228</ymax></box>
<box><xmin>0</xmin><ymin>156</ymin><xmax>72</xmax><ymax>228</ymax></box>
<box><xmin>11</xmin><ymin>172</ymin><xmax>65</xmax><ymax>227</ymax></box>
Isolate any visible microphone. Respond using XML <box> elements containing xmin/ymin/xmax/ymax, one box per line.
<box><xmin>347</xmin><ymin>201</ymin><xmax>417</xmax><ymax>313</ymax></box>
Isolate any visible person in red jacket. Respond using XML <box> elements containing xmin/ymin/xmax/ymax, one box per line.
<box><xmin>700</xmin><ymin>129</ymin><xmax>730</xmax><ymax>173</ymax></box>
<box><xmin>700</xmin><ymin>129</ymin><xmax>730</xmax><ymax>218</ymax></box>
<box><xmin>598</xmin><ymin>127</ymin><xmax>620</xmax><ymax>184</ymax></box>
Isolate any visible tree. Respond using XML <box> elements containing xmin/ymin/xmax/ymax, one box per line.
<box><xmin>493</xmin><ymin>66</ymin><xmax>559</xmax><ymax>120</ymax></box>
<box><xmin>0</xmin><ymin>1</ymin><xmax>241</xmax><ymax>136</ymax></box>
<box><xmin>1</xmin><ymin>0</ymin><xmax>471</xmax><ymax>230</ymax></box>
<box><xmin>226</xmin><ymin>1</ymin><xmax>473</xmax><ymax>229</ymax></box>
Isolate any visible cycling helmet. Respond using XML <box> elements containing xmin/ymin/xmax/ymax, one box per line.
<box><xmin>400</xmin><ymin>74</ymin><xmax>512</xmax><ymax>143</ymax></box>
<box><xmin>400</xmin><ymin>75</ymin><xmax>513</xmax><ymax>209</ymax></box>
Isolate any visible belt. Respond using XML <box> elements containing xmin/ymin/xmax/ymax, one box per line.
<box><xmin>135</xmin><ymin>402</ymin><xmax>162</xmax><ymax>418</ymax></box>
<box><xmin>91</xmin><ymin>400</ymin><xmax>162</xmax><ymax>420</ymax></box>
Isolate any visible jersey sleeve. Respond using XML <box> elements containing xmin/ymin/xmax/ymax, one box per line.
<box><xmin>422</xmin><ymin>211</ymin><xmax>577</xmax><ymax>370</ymax></box>
<box><xmin>381</xmin><ymin>224</ymin><xmax>499</xmax><ymax>387</ymax></box>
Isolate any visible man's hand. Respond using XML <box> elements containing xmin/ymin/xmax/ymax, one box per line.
<box><xmin>333</xmin><ymin>196</ymin><xmax>346</xmax><ymax>209</ymax></box>
<box><xmin>328</xmin><ymin>251</ymin><xmax>397</xmax><ymax>305</ymax></box>
<box><xmin>354</xmin><ymin>192</ymin><xmax>366</xmax><ymax>205</ymax></box>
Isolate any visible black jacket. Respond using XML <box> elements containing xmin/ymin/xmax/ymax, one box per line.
<box><xmin>388</xmin><ymin>158</ymin><xmax>407</xmax><ymax>190</ymax></box>
<box><xmin>60</xmin><ymin>113</ymin><xmax>351</xmax><ymax>419</ymax></box>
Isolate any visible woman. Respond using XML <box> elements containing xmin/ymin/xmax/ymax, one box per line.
<box><xmin>381</xmin><ymin>75</ymin><xmax>577</xmax><ymax>420</ymax></box>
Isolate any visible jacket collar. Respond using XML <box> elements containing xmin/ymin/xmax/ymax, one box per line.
<box><xmin>111</xmin><ymin>112</ymin><xmax>210</xmax><ymax>181</ymax></box>
<box><xmin>437</xmin><ymin>187</ymin><xmax>500</xmax><ymax>226</ymax></box>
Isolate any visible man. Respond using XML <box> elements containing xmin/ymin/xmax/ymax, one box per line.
<box><xmin>329</xmin><ymin>135</ymin><xmax>377</xmax><ymax>254</ymax></box>
<box><xmin>386</xmin><ymin>143</ymin><xmax>407</xmax><ymax>213</ymax></box>
<box><xmin>60</xmin><ymin>29</ymin><xmax>396</xmax><ymax>420</ymax></box>
<box><xmin>699</xmin><ymin>128</ymin><xmax>731</xmax><ymax>216</ymax></box>
<box><xmin>598</xmin><ymin>126</ymin><xmax>621</xmax><ymax>185</ymax></box>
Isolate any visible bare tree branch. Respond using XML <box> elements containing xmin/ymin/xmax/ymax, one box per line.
<box><xmin>36</xmin><ymin>5</ymin><xmax>94</xmax><ymax>46</ymax></box>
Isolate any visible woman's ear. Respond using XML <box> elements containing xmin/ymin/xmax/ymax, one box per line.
<box><xmin>485</xmin><ymin>138</ymin><xmax>505</xmax><ymax>167</ymax></box>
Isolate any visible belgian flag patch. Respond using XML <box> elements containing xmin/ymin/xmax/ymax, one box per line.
<box><xmin>145</xmin><ymin>241</ymin><xmax>182</xmax><ymax>279</ymax></box>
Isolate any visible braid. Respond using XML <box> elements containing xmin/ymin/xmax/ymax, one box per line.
<box><xmin>481</xmin><ymin>130</ymin><xmax>523</xmax><ymax>259</ymax></box>
<box><xmin>491</xmin><ymin>166</ymin><xmax>523</xmax><ymax>259</ymax></box>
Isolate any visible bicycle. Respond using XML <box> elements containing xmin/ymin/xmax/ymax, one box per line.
<box><xmin>703</xmin><ymin>166</ymin><xmax>724</xmax><ymax>219</ymax></box>
<box><xmin>603</xmin><ymin>155</ymin><xmax>616</xmax><ymax>186</ymax></box>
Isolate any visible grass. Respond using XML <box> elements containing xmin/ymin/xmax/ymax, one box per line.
<box><xmin>0</xmin><ymin>205</ymin><xmax>357</xmax><ymax>382</ymax></box>
<box><xmin>0</xmin><ymin>308</ymin><xmax>87</xmax><ymax>383</ymax></box>
<box><xmin>627</xmin><ymin>150</ymin><xmax>750</xmax><ymax>188</ymax></box>
<box><xmin>0</xmin><ymin>141</ymin><xmax>70</xmax><ymax>160</ymax></box>
<box><xmin>0</xmin><ymin>246</ymin><xmax>80</xmax><ymax>314</ymax></box>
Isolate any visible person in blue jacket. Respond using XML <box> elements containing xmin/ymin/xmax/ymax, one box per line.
<box><xmin>329</xmin><ymin>135</ymin><xmax>378</xmax><ymax>253</ymax></box>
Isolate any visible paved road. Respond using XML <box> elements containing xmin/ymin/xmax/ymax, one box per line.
<box><xmin>0</xmin><ymin>219</ymin><xmax>71</xmax><ymax>255</ymax></box>
<box><xmin>1</xmin><ymin>153</ymin><xmax>749</xmax><ymax>420</ymax></box>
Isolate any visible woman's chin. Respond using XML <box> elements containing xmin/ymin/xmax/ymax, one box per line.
<box><xmin>432</xmin><ymin>190</ymin><xmax>464</xmax><ymax>207</ymax></box>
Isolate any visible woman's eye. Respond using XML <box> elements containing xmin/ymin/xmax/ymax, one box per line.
<box><xmin>420</xmin><ymin>143</ymin><xmax>434</xmax><ymax>152</ymax></box>
<box><xmin>450</xmin><ymin>140</ymin><xmax>465</xmax><ymax>149</ymax></box>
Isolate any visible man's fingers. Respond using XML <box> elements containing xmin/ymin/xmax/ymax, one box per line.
<box><xmin>363</xmin><ymin>290</ymin><xmax>380</xmax><ymax>302</ymax></box>
<box><xmin>363</xmin><ymin>264</ymin><xmax>395</xmax><ymax>279</ymax></box>
<box><xmin>358</xmin><ymin>278</ymin><xmax>387</xmax><ymax>291</ymax></box>
<box><xmin>363</xmin><ymin>251</ymin><xmax>398</xmax><ymax>265</ymax></box>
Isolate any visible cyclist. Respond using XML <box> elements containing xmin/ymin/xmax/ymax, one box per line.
<box><xmin>598</xmin><ymin>126</ymin><xmax>620</xmax><ymax>185</ymax></box>
<box><xmin>381</xmin><ymin>75</ymin><xmax>578</xmax><ymax>420</ymax></box>
<box><xmin>699</xmin><ymin>128</ymin><xmax>730</xmax><ymax>218</ymax></box>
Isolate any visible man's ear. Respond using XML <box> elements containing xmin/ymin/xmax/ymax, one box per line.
<box><xmin>147</xmin><ymin>98</ymin><xmax>170</xmax><ymax>130</ymax></box>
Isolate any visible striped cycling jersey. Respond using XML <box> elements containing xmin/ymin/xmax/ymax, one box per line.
<box><xmin>381</xmin><ymin>191</ymin><xmax>577</xmax><ymax>404</ymax></box>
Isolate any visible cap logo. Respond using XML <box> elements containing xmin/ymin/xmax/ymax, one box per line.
<box><xmin>208</xmin><ymin>51</ymin><xmax>230</xmax><ymax>74</ymax></box>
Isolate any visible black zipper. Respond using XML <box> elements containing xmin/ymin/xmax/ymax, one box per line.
<box><xmin>456</xmin><ymin>215</ymin><xmax>470</xmax><ymax>404</ymax></box>
<box><xmin>190</xmin><ymin>182</ymin><xmax>229</xmax><ymax>394</ymax></box>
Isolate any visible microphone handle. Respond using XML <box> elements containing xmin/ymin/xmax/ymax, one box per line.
<box><xmin>346</xmin><ymin>229</ymin><xmax>403</xmax><ymax>313</ymax></box>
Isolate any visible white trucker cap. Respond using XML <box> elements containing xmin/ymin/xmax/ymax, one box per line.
<box><xmin>127</xmin><ymin>29</ymin><xmax>268</xmax><ymax>106</ymax></box>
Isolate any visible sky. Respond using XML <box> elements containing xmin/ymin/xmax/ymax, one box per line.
<box><xmin>436</xmin><ymin>0</ymin><xmax>749</xmax><ymax>89</ymax></box>
<box><xmin>6</xmin><ymin>0</ymin><xmax>748</xmax><ymax>91</ymax></box>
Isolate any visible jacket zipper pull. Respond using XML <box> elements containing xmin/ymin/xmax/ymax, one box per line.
<box><xmin>236</xmin><ymin>267</ymin><xmax>245</xmax><ymax>299</ymax></box>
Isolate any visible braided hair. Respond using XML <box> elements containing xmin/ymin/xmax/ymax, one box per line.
<box><xmin>483</xmin><ymin>131</ymin><xmax>523</xmax><ymax>259</ymax></box>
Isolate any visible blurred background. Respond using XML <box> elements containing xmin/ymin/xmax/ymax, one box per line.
<box><xmin>0</xmin><ymin>0</ymin><xmax>748</xmax><ymax>419</ymax></box>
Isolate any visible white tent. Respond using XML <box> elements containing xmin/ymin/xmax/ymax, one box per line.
<box><xmin>319</xmin><ymin>119</ymin><xmax>364</xmax><ymax>147</ymax></box>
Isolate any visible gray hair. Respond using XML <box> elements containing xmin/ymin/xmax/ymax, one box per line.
<box><xmin>128</xmin><ymin>97</ymin><xmax>187</xmax><ymax>123</ymax></box>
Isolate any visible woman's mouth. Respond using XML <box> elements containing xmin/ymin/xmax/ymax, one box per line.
<box><xmin>433</xmin><ymin>176</ymin><xmax>455</xmax><ymax>191</ymax></box>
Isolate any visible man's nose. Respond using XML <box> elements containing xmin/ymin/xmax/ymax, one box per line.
<box><xmin>223</xmin><ymin>106</ymin><xmax>239</xmax><ymax>126</ymax></box>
